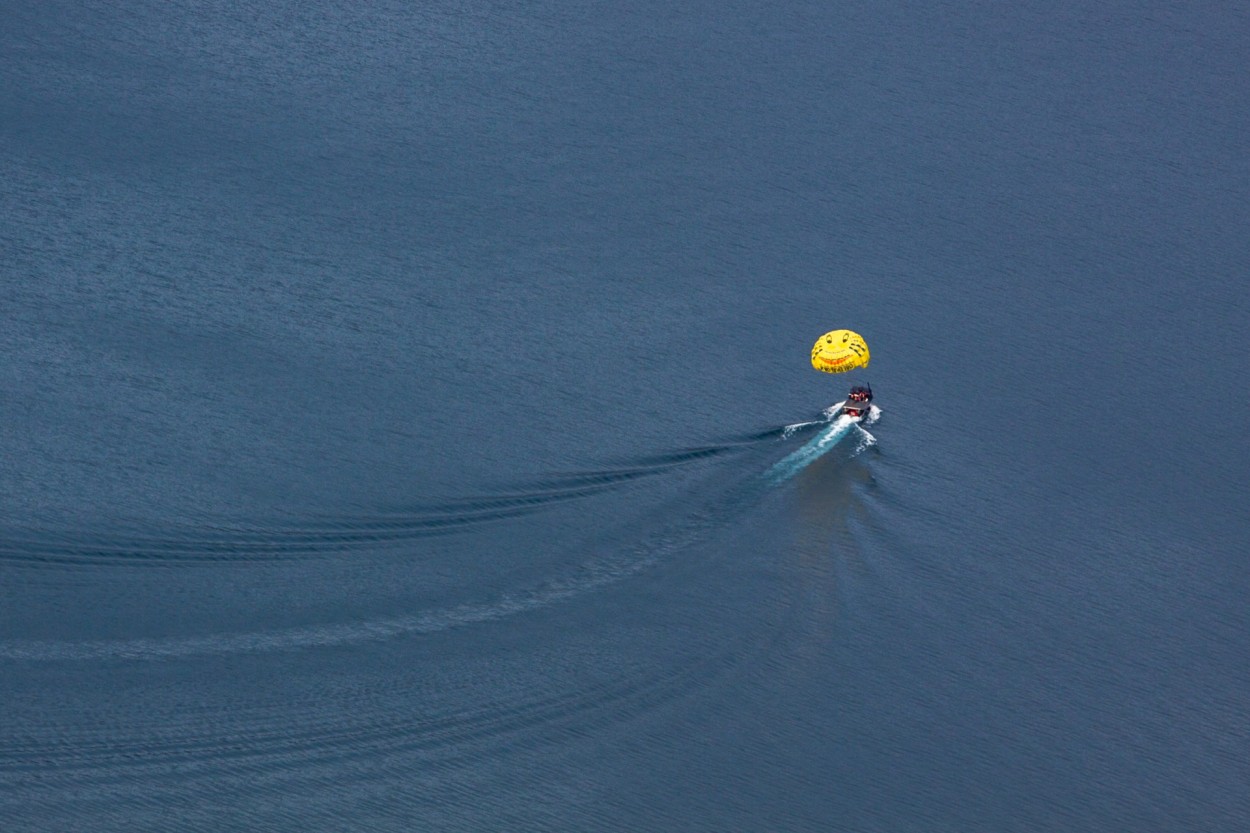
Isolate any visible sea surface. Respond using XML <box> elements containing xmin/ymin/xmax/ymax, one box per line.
<box><xmin>2</xmin><ymin>1</ymin><xmax>1248</xmax><ymax>830</ymax></box>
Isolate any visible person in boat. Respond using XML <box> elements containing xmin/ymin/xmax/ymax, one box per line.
<box><xmin>843</xmin><ymin>384</ymin><xmax>872</xmax><ymax>416</ymax></box>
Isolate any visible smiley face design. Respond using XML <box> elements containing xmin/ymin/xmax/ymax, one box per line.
<box><xmin>810</xmin><ymin>329</ymin><xmax>870</xmax><ymax>373</ymax></box>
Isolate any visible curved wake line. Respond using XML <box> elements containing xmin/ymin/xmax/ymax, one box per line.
<box><xmin>0</xmin><ymin>555</ymin><xmax>644</xmax><ymax>661</ymax></box>
<box><xmin>0</xmin><ymin>411</ymin><xmax>874</xmax><ymax>662</ymax></box>
<box><xmin>0</xmin><ymin>440</ymin><xmax>764</xmax><ymax>569</ymax></box>
<box><xmin>0</xmin><ymin>498</ymin><xmax>725</xmax><ymax>663</ymax></box>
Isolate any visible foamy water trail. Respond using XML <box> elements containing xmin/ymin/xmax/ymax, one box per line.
<box><xmin>765</xmin><ymin>417</ymin><xmax>857</xmax><ymax>483</ymax></box>
<box><xmin>0</xmin><ymin>544</ymin><xmax>656</xmax><ymax>661</ymax></box>
<box><xmin>767</xmin><ymin>406</ymin><xmax>879</xmax><ymax>484</ymax></box>
<box><xmin>0</xmin><ymin>474</ymin><xmax>735</xmax><ymax>662</ymax></box>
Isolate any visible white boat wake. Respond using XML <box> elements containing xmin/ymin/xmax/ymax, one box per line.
<box><xmin>768</xmin><ymin>404</ymin><xmax>879</xmax><ymax>484</ymax></box>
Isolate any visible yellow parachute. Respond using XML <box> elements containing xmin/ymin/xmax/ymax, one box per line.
<box><xmin>810</xmin><ymin>329</ymin><xmax>870</xmax><ymax>374</ymax></box>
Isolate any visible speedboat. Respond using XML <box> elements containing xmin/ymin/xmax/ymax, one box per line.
<box><xmin>840</xmin><ymin>384</ymin><xmax>873</xmax><ymax>419</ymax></box>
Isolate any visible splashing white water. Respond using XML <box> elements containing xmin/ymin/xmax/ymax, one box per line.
<box><xmin>769</xmin><ymin>404</ymin><xmax>880</xmax><ymax>483</ymax></box>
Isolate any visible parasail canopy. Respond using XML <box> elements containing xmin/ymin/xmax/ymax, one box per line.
<box><xmin>810</xmin><ymin>329</ymin><xmax>870</xmax><ymax>374</ymax></box>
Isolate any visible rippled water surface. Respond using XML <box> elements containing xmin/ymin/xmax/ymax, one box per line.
<box><xmin>3</xmin><ymin>1</ymin><xmax>1248</xmax><ymax>830</ymax></box>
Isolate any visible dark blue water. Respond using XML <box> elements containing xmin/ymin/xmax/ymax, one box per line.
<box><xmin>3</xmin><ymin>1</ymin><xmax>1248</xmax><ymax>830</ymax></box>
